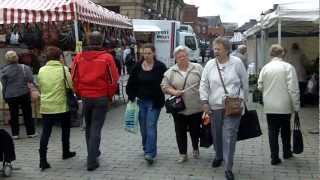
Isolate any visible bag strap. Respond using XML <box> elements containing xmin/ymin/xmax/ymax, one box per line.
<box><xmin>216</xmin><ymin>60</ymin><xmax>228</xmax><ymax>94</ymax></box>
<box><xmin>62</xmin><ymin>65</ymin><xmax>71</xmax><ymax>90</ymax></box>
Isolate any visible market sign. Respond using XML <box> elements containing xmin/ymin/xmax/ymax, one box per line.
<box><xmin>156</xmin><ymin>30</ymin><xmax>170</xmax><ymax>41</ymax></box>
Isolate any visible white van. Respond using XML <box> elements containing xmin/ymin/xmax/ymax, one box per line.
<box><xmin>132</xmin><ymin>19</ymin><xmax>200</xmax><ymax>67</ymax></box>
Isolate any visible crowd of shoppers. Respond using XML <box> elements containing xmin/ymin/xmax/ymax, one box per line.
<box><xmin>1</xmin><ymin>33</ymin><xmax>303</xmax><ymax>180</ymax></box>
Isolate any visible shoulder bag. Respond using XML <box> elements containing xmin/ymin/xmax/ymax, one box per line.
<box><xmin>165</xmin><ymin>69</ymin><xmax>192</xmax><ymax>114</ymax></box>
<box><xmin>292</xmin><ymin>112</ymin><xmax>303</xmax><ymax>154</ymax></box>
<box><xmin>216</xmin><ymin>60</ymin><xmax>243</xmax><ymax>116</ymax></box>
<box><xmin>62</xmin><ymin>66</ymin><xmax>78</xmax><ymax>113</ymax></box>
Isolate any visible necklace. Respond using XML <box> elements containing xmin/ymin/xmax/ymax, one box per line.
<box><xmin>142</xmin><ymin>61</ymin><xmax>154</xmax><ymax>71</ymax></box>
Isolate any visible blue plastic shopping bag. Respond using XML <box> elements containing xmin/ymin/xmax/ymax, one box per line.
<box><xmin>124</xmin><ymin>100</ymin><xmax>139</xmax><ymax>133</ymax></box>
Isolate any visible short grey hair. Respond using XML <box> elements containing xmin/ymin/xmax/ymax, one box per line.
<box><xmin>174</xmin><ymin>45</ymin><xmax>189</xmax><ymax>57</ymax></box>
<box><xmin>5</xmin><ymin>51</ymin><xmax>19</xmax><ymax>64</ymax></box>
<box><xmin>213</xmin><ymin>37</ymin><xmax>232</xmax><ymax>55</ymax></box>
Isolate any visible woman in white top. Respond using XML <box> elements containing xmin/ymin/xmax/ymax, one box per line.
<box><xmin>258</xmin><ymin>44</ymin><xmax>300</xmax><ymax>165</ymax></box>
<box><xmin>199</xmin><ymin>37</ymin><xmax>248</xmax><ymax>180</ymax></box>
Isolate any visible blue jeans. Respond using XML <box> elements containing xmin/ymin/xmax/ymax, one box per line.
<box><xmin>137</xmin><ymin>99</ymin><xmax>161</xmax><ymax>158</ymax></box>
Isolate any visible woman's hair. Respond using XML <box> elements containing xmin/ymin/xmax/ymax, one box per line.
<box><xmin>5</xmin><ymin>51</ymin><xmax>19</xmax><ymax>64</ymax></box>
<box><xmin>46</xmin><ymin>46</ymin><xmax>62</xmax><ymax>61</ymax></box>
<box><xmin>174</xmin><ymin>45</ymin><xmax>189</xmax><ymax>57</ymax></box>
<box><xmin>269</xmin><ymin>44</ymin><xmax>284</xmax><ymax>58</ymax></box>
<box><xmin>143</xmin><ymin>43</ymin><xmax>155</xmax><ymax>52</ymax></box>
<box><xmin>213</xmin><ymin>37</ymin><xmax>232</xmax><ymax>55</ymax></box>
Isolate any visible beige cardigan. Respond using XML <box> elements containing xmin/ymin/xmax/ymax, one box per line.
<box><xmin>161</xmin><ymin>63</ymin><xmax>203</xmax><ymax>115</ymax></box>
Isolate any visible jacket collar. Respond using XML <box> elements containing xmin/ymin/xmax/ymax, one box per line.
<box><xmin>171</xmin><ymin>62</ymin><xmax>195</xmax><ymax>72</ymax></box>
<box><xmin>45</xmin><ymin>60</ymin><xmax>63</xmax><ymax>66</ymax></box>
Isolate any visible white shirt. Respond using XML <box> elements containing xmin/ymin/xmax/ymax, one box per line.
<box><xmin>258</xmin><ymin>57</ymin><xmax>300</xmax><ymax>114</ymax></box>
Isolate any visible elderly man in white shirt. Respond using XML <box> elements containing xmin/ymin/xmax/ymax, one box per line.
<box><xmin>258</xmin><ymin>44</ymin><xmax>300</xmax><ymax>166</ymax></box>
<box><xmin>199</xmin><ymin>37</ymin><xmax>248</xmax><ymax>180</ymax></box>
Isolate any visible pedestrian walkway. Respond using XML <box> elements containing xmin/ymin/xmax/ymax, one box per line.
<box><xmin>1</xmin><ymin>104</ymin><xmax>319</xmax><ymax>180</ymax></box>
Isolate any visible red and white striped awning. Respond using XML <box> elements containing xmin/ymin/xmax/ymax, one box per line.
<box><xmin>0</xmin><ymin>0</ymin><xmax>132</xmax><ymax>29</ymax></box>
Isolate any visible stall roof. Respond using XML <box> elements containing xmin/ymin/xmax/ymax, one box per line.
<box><xmin>0</xmin><ymin>0</ymin><xmax>132</xmax><ymax>29</ymax></box>
<box><xmin>244</xmin><ymin>2</ymin><xmax>319</xmax><ymax>37</ymax></box>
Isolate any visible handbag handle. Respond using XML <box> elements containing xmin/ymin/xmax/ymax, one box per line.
<box><xmin>169</xmin><ymin>66</ymin><xmax>194</xmax><ymax>91</ymax></box>
<box><xmin>294</xmin><ymin>112</ymin><xmax>300</xmax><ymax>129</ymax></box>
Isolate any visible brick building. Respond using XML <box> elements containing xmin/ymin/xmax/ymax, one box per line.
<box><xmin>181</xmin><ymin>4</ymin><xmax>208</xmax><ymax>40</ymax></box>
<box><xmin>92</xmin><ymin>0</ymin><xmax>184</xmax><ymax>20</ymax></box>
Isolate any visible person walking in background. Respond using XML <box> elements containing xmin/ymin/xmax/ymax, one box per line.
<box><xmin>37</xmin><ymin>46</ymin><xmax>76</xmax><ymax>171</ymax></box>
<box><xmin>71</xmin><ymin>31</ymin><xmax>119</xmax><ymax>171</ymax></box>
<box><xmin>258</xmin><ymin>44</ymin><xmax>300</xmax><ymax>165</ymax></box>
<box><xmin>124</xmin><ymin>44</ymin><xmax>136</xmax><ymax>75</ymax></box>
<box><xmin>199</xmin><ymin>37</ymin><xmax>248</xmax><ymax>180</ymax></box>
<box><xmin>232</xmin><ymin>44</ymin><xmax>248</xmax><ymax>69</ymax></box>
<box><xmin>161</xmin><ymin>46</ymin><xmax>203</xmax><ymax>163</ymax></box>
<box><xmin>1</xmin><ymin>51</ymin><xmax>37</xmax><ymax>140</ymax></box>
<box><xmin>126</xmin><ymin>43</ymin><xmax>167</xmax><ymax>165</ymax></box>
<box><xmin>285</xmin><ymin>43</ymin><xmax>308</xmax><ymax>107</ymax></box>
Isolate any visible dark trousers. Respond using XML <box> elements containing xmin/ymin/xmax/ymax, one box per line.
<box><xmin>6</xmin><ymin>93</ymin><xmax>35</xmax><ymax>136</ymax></box>
<box><xmin>172</xmin><ymin>112</ymin><xmax>202</xmax><ymax>154</ymax></box>
<box><xmin>83</xmin><ymin>97</ymin><xmax>108</xmax><ymax>167</ymax></box>
<box><xmin>266</xmin><ymin>114</ymin><xmax>292</xmax><ymax>160</ymax></box>
<box><xmin>299</xmin><ymin>82</ymin><xmax>307</xmax><ymax>106</ymax></box>
<box><xmin>39</xmin><ymin>112</ymin><xmax>71</xmax><ymax>154</ymax></box>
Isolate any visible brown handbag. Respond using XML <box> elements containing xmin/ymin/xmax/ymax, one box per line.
<box><xmin>216</xmin><ymin>60</ymin><xmax>243</xmax><ymax>116</ymax></box>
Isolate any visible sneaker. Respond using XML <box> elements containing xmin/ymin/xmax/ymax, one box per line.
<box><xmin>27</xmin><ymin>133</ymin><xmax>38</xmax><ymax>138</ymax></box>
<box><xmin>193</xmin><ymin>150</ymin><xmax>200</xmax><ymax>159</ymax></box>
<box><xmin>225</xmin><ymin>170</ymin><xmax>234</xmax><ymax>180</ymax></box>
<box><xmin>177</xmin><ymin>154</ymin><xmax>188</xmax><ymax>163</ymax></box>
<box><xmin>144</xmin><ymin>154</ymin><xmax>154</xmax><ymax>165</ymax></box>
<box><xmin>12</xmin><ymin>135</ymin><xmax>19</xmax><ymax>140</ymax></box>
<box><xmin>3</xmin><ymin>162</ymin><xmax>12</xmax><ymax>177</ymax></box>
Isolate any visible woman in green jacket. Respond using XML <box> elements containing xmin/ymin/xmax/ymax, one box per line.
<box><xmin>37</xmin><ymin>46</ymin><xmax>76</xmax><ymax>171</ymax></box>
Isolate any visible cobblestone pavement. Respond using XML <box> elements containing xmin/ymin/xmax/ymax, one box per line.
<box><xmin>1</xmin><ymin>100</ymin><xmax>319</xmax><ymax>180</ymax></box>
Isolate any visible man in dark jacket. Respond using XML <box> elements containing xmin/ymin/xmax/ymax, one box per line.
<box><xmin>71</xmin><ymin>31</ymin><xmax>119</xmax><ymax>171</ymax></box>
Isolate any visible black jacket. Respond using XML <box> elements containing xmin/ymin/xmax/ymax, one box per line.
<box><xmin>126</xmin><ymin>60</ymin><xmax>167</xmax><ymax>108</ymax></box>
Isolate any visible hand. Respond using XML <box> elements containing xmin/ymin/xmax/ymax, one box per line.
<box><xmin>202</xmin><ymin>103</ymin><xmax>210</xmax><ymax>114</ymax></box>
<box><xmin>174</xmin><ymin>90</ymin><xmax>184</xmax><ymax>97</ymax></box>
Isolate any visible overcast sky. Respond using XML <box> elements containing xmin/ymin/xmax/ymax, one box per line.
<box><xmin>184</xmin><ymin>0</ymin><xmax>318</xmax><ymax>26</ymax></box>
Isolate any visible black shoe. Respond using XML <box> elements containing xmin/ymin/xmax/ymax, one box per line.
<box><xmin>87</xmin><ymin>163</ymin><xmax>99</xmax><ymax>171</ymax></box>
<box><xmin>225</xmin><ymin>171</ymin><xmax>234</xmax><ymax>180</ymax></box>
<box><xmin>283</xmin><ymin>153</ymin><xmax>293</xmax><ymax>159</ymax></box>
<box><xmin>62</xmin><ymin>151</ymin><xmax>76</xmax><ymax>160</ymax></box>
<box><xmin>211</xmin><ymin>158</ymin><xmax>223</xmax><ymax>168</ymax></box>
<box><xmin>271</xmin><ymin>158</ymin><xmax>282</xmax><ymax>165</ymax></box>
<box><xmin>39</xmin><ymin>161</ymin><xmax>51</xmax><ymax>171</ymax></box>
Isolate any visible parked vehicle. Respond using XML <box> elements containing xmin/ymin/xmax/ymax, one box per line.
<box><xmin>132</xmin><ymin>19</ymin><xmax>200</xmax><ymax>67</ymax></box>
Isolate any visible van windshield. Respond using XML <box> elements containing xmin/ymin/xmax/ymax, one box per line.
<box><xmin>185</xmin><ymin>36</ymin><xmax>197</xmax><ymax>50</ymax></box>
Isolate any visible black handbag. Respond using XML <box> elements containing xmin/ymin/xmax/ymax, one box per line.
<box><xmin>200</xmin><ymin>123</ymin><xmax>212</xmax><ymax>148</ymax></box>
<box><xmin>165</xmin><ymin>70</ymin><xmax>192</xmax><ymax>114</ymax></box>
<box><xmin>237</xmin><ymin>106</ymin><xmax>262</xmax><ymax>141</ymax></box>
<box><xmin>292</xmin><ymin>112</ymin><xmax>303</xmax><ymax>154</ymax></box>
<box><xmin>62</xmin><ymin>66</ymin><xmax>78</xmax><ymax>114</ymax></box>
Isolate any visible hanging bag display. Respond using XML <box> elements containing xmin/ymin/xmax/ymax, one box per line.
<box><xmin>292</xmin><ymin>112</ymin><xmax>304</xmax><ymax>154</ymax></box>
<box><xmin>216</xmin><ymin>60</ymin><xmax>243</xmax><ymax>116</ymax></box>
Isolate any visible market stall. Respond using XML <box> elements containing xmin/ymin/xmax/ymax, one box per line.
<box><xmin>244</xmin><ymin>2</ymin><xmax>319</xmax><ymax>70</ymax></box>
<box><xmin>0</xmin><ymin>0</ymin><xmax>133</xmax><ymax>125</ymax></box>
